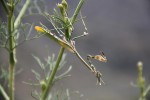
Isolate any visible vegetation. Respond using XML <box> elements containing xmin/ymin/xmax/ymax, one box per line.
<box><xmin>0</xmin><ymin>0</ymin><xmax>149</xmax><ymax>100</ymax></box>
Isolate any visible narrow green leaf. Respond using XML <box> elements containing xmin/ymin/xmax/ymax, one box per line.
<box><xmin>71</xmin><ymin>0</ymin><xmax>85</xmax><ymax>24</ymax></box>
<box><xmin>32</xmin><ymin>55</ymin><xmax>45</xmax><ymax>70</ymax></box>
<box><xmin>31</xmin><ymin>69</ymin><xmax>41</xmax><ymax>81</ymax></box>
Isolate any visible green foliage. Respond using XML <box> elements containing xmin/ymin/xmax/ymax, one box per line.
<box><xmin>23</xmin><ymin>54</ymin><xmax>72</xmax><ymax>99</ymax></box>
<box><xmin>136</xmin><ymin>61</ymin><xmax>150</xmax><ymax>100</ymax></box>
<box><xmin>131</xmin><ymin>61</ymin><xmax>150</xmax><ymax>100</ymax></box>
<box><xmin>0</xmin><ymin>0</ymin><xmax>49</xmax><ymax>100</ymax></box>
<box><xmin>32</xmin><ymin>54</ymin><xmax>72</xmax><ymax>83</ymax></box>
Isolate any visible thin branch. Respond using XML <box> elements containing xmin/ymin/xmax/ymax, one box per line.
<box><xmin>22</xmin><ymin>81</ymin><xmax>40</xmax><ymax>86</ymax></box>
<box><xmin>26</xmin><ymin>23</ymin><xmax>34</xmax><ymax>39</ymax></box>
<box><xmin>0</xmin><ymin>85</ymin><xmax>10</xmax><ymax>100</ymax></box>
<box><xmin>14</xmin><ymin>0</ymin><xmax>31</xmax><ymax>30</ymax></box>
<box><xmin>50</xmin><ymin>17</ymin><xmax>63</xmax><ymax>36</ymax></box>
<box><xmin>55</xmin><ymin>66</ymin><xmax>72</xmax><ymax>81</ymax></box>
<box><xmin>12</xmin><ymin>34</ymin><xmax>44</xmax><ymax>50</ymax></box>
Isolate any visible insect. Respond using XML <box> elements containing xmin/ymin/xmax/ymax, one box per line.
<box><xmin>35</xmin><ymin>25</ymin><xmax>107</xmax><ymax>85</ymax></box>
<box><xmin>87</xmin><ymin>51</ymin><xmax>107</xmax><ymax>63</ymax></box>
<box><xmin>86</xmin><ymin>51</ymin><xmax>107</xmax><ymax>85</ymax></box>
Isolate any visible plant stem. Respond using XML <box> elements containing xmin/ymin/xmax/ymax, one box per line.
<box><xmin>8</xmin><ymin>23</ymin><xmax>16</xmax><ymax>99</ymax></box>
<box><xmin>8</xmin><ymin>55</ymin><xmax>16</xmax><ymax>100</ymax></box>
<box><xmin>7</xmin><ymin>0</ymin><xmax>16</xmax><ymax>100</ymax></box>
<box><xmin>71</xmin><ymin>0</ymin><xmax>84</xmax><ymax>24</ymax></box>
<box><xmin>41</xmin><ymin>47</ymin><xmax>65</xmax><ymax>100</ymax></box>
<box><xmin>14</xmin><ymin>0</ymin><xmax>31</xmax><ymax>29</ymax></box>
<box><xmin>6</xmin><ymin>0</ymin><xmax>31</xmax><ymax>99</ymax></box>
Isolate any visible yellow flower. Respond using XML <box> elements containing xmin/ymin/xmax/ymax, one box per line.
<box><xmin>35</xmin><ymin>26</ymin><xmax>45</xmax><ymax>33</ymax></box>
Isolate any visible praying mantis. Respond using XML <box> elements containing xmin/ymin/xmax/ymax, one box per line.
<box><xmin>35</xmin><ymin>24</ymin><xmax>107</xmax><ymax>85</ymax></box>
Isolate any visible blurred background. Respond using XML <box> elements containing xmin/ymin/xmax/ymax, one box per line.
<box><xmin>0</xmin><ymin>0</ymin><xmax>150</xmax><ymax>100</ymax></box>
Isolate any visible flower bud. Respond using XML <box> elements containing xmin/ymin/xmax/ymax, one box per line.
<box><xmin>57</xmin><ymin>3</ymin><xmax>63</xmax><ymax>9</ymax></box>
<box><xmin>62</xmin><ymin>0</ymin><xmax>68</xmax><ymax>9</ymax></box>
<box><xmin>57</xmin><ymin>3</ymin><xmax>64</xmax><ymax>17</ymax></box>
<box><xmin>40</xmin><ymin>80</ymin><xmax>47</xmax><ymax>92</ymax></box>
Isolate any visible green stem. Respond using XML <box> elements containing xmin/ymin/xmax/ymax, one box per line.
<box><xmin>41</xmin><ymin>47</ymin><xmax>65</xmax><ymax>100</ymax></box>
<box><xmin>140</xmin><ymin>87</ymin><xmax>145</xmax><ymax>100</ymax></box>
<box><xmin>14</xmin><ymin>0</ymin><xmax>31</xmax><ymax>29</ymax></box>
<box><xmin>7</xmin><ymin>0</ymin><xmax>31</xmax><ymax>99</ymax></box>
<box><xmin>8</xmin><ymin>52</ymin><xmax>16</xmax><ymax>100</ymax></box>
<box><xmin>8</xmin><ymin>19</ymin><xmax>16</xmax><ymax>100</ymax></box>
<box><xmin>71</xmin><ymin>0</ymin><xmax>84</xmax><ymax>24</ymax></box>
<box><xmin>8</xmin><ymin>1</ymin><xmax>16</xmax><ymax>100</ymax></box>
